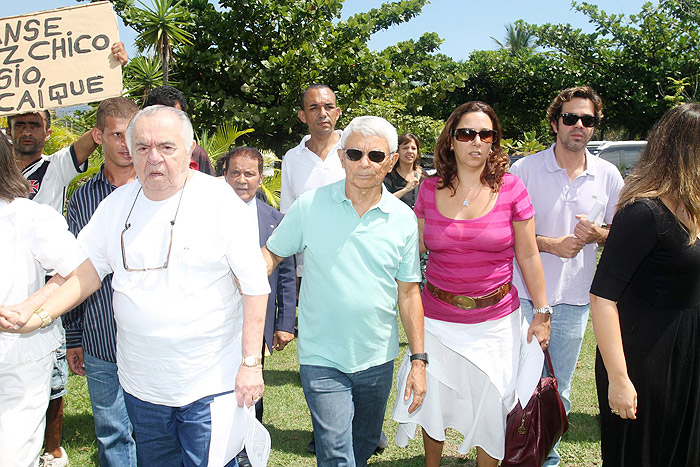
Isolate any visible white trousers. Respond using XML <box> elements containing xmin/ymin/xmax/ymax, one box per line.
<box><xmin>0</xmin><ymin>353</ymin><xmax>54</xmax><ymax>467</ymax></box>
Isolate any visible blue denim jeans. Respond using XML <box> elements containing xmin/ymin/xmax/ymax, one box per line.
<box><xmin>521</xmin><ymin>299</ymin><xmax>589</xmax><ymax>467</ymax></box>
<box><xmin>84</xmin><ymin>352</ymin><xmax>136</xmax><ymax>467</ymax></box>
<box><xmin>50</xmin><ymin>342</ymin><xmax>68</xmax><ymax>399</ymax></box>
<box><xmin>124</xmin><ymin>391</ymin><xmax>238</xmax><ymax>467</ymax></box>
<box><xmin>300</xmin><ymin>361</ymin><xmax>393</xmax><ymax>467</ymax></box>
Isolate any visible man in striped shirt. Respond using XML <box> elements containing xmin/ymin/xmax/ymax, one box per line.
<box><xmin>63</xmin><ymin>97</ymin><xmax>139</xmax><ymax>467</ymax></box>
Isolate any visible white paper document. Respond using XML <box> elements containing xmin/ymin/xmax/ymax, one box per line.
<box><xmin>208</xmin><ymin>392</ymin><xmax>271</xmax><ymax>467</ymax></box>
<box><xmin>515</xmin><ymin>320</ymin><xmax>545</xmax><ymax>406</ymax></box>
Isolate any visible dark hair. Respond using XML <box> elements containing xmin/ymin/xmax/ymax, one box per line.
<box><xmin>0</xmin><ymin>135</ymin><xmax>30</xmax><ymax>201</ymax></box>
<box><xmin>618</xmin><ymin>102</ymin><xmax>700</xmax><ymax>243</ymax></box>
<box><xmin>300</xmin><ymin>84</ymin><xmax>336</xmax><ymax>110</ymax></box>
<box><xmin>6</xmin><ymin>110</ymin><xmax>51</xmax><ymax>130</ymax></box>
<box><xmin>397</xmin><ymin>133</ymin><xmax>421</xmax><ymax>170</ymax></box>
<box><xmin>144</xmin><ymin>85</ymin><xmax>188</xmax><ymax>113</ymax></box>
<box><xmin>216</xmin><ymin>146</ymin><xmax>264</xmax><ymax>177</ymax></box>
<box><xmin>547</xmin><ymin>86</ymin><xmax>603</xmax><ymax>137</ymax></box>
<box><xmin>96</xmin><ymin>97</ymin><xmax>139</xmax><ymax>131</ymax></box>
<box><xmin>434</xmin><ymin>101</ymin><xmax>508</xmax><ymax>194</ymax></box>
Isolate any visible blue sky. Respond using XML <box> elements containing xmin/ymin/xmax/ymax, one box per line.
<box><xmin>4</xmin><ymin>0</ymin><xmax>655</xmax><ymax>61</ymax></box>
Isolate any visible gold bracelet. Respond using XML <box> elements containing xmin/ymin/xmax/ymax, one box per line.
<box><xmin>33</xmin><ymin>308</ymin><xmax>53</xmax><ymax>328</ymax></box>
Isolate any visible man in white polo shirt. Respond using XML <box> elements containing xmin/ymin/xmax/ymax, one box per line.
<box><xmin>510</xmin><ymin>86</ymin><xmax>624</xmax><ymax>467</ymax></box>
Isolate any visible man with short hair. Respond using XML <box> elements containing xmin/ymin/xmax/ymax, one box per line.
<box><xmin>15</xmin><ymin>105</ymin><xmax>270</xmax><ymax>466</ymax></box>
<box><xmin>220</xmin><ymin>146</ymin><xmax>296</xmax><ymax>467</ymax></box>
<box><xmin>280</xmin><ymin>83</ymin><xmax>345</xmax><ymax>216</ymax></box>
<box><xmin>510</xmin><ymin>86</ymin><xmax>624</xmax><ymax>467</ymax></box>
<box><xmin>143</xmin><ymin>85</ymin><xmax>215</xmax><ymax>176</ymax></box>
<box><xmin>62</xmin><ymin>97</ymin><xmax>139</xmax><ymax>467</ymax></box>
<box><xmin>263</xmin><ymin>116</ymin><xmax>427</xmax><ymax>467</ymax></box>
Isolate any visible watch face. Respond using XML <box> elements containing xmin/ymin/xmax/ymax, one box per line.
<box><xmin>243</xmin><ymin>356</ymin><xmax>261</xmax><ymax>366</ymax></box>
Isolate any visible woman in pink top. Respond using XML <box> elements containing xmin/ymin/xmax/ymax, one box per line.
<box><xmin>393</xmin><ymin>102</ymin><xmax>550</xmax><ymax>466</ymax></box>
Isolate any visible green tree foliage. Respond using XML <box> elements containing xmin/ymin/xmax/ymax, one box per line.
<box><xmin>123</xmin><ymin>55</ymin><xmax>166</xmax><ymax>104</ymax></box>
<box><xmin>131</xmin><ymin>0</ymin><xmax>194</xmax><ymax>85</ymax></box>
<box><xmin>491</xmin><ymin>23</ymin><xmax>535</xmax><ymax>56</ymax></box>
<box><xmin>524</xmin><ymin>0</ymin><xmax>700</xmax><ymax>138</ymax></box>
<box><xmin>167</xmin><ymin>0</ymin><xmax>431</xmax><ymax>154</ymax></box>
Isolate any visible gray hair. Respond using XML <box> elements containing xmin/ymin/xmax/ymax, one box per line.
<box><xmin>341</xmin><ymin>116</ymin><xmax>398</xmax><ymax>153</ymax></box>
<box><xmin>125</xmin><ymin>105</ymin><xmax>194</xmax><ymax>153</ymax></box>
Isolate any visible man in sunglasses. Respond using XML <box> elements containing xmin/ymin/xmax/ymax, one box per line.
<box><xmin>263</xmin><ymin>116</ymin><xmax>426</xmax><ymax>467</ymax></box>
<box><xmin>510</xmin><ymin>86</ymin><xmax>624</xmax><ymax>467</ymax></box>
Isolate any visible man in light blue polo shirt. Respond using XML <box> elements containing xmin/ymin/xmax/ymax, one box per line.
<box><xmin>263</xmin><ymin>116</ymin><xmax>427</xmax><ymax>467</ymax></box>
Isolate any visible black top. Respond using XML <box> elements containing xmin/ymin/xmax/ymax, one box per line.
<box><xmin>591</xmin><ymin>198</ymin><xmax>700</xmax><ymax>466</ymax></box>
<box><xmin>383</xmin><ymin>168</ymin><xmax>420</xmax><ymax>208</ymax></box>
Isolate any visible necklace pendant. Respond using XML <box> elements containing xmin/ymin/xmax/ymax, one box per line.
<box><xmin>462</xmin><ymin>200</ymin><xmax>469</xmax><ymax>207</ymax></box>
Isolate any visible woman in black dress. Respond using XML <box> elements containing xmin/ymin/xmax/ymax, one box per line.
<box><xmin>590</xmin><ymin>103</ymin><xmax>700</xmax><ymax>466</ymax></box>
<box><xmin>383</xmin><ymin>133</ymin><xmax>422</xmax><ymax>208</ymax></box>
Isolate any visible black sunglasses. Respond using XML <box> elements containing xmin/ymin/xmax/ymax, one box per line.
<box><xmin>559</xmin><ymin>113</ymin><xmax>599</xmax><ymax>128</ymax></box>
<box><xmin>344</xmin><ymin>148</ymin><xmax>388</xmax><ymax>163</ymax></box>
<box><xmin>453</xmin><ymin>128</ymin><xmax>497</xmax><ymax>143</ymax></box>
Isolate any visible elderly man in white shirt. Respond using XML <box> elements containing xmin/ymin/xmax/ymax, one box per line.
<box><xmin>4</xmin><ymin>105</ymin><xmax>270</xmax><ymax>467</ymax></box>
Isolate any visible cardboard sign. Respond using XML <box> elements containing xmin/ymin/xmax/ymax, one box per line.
<box><xmin>0</xmin><ymin>1</ymin><xmax>122</xmax><ymax>116</ymax></box>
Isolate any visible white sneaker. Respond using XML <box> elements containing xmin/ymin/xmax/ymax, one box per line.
<box><xmin>39</xmin><ymin>447</ymin><xmax>69</xmax><ymax>467</ymax></box>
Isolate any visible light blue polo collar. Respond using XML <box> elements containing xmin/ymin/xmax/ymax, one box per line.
<box><xmin>330</xmin><ymin>180</ymin><xmax>394</xmax><ymax>214</ymax></box>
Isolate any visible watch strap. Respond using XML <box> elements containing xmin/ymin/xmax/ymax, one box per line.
<box><xmin>34</xmin><ymin>308</ymin><xmax>53</xmax><ymax>328</ymax></box>
<box><xmin>409</xmin><ymin>352</ymin><xmax>429</xmax><ymax>364</ymax></box>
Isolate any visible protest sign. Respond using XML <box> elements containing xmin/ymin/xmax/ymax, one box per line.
<box><xmin>0</xmin><ymin>1</ymin><xmax>122</xmax><ymax>116</ymax></box>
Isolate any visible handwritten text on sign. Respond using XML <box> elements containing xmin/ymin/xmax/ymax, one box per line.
<box><xmin>0</xmin><ymin>1</ymin><xmax>122</xmax><ymax>116</ymax></box>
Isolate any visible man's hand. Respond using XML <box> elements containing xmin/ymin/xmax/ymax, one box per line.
<box><xmin>404</xmin><ymin>360</ymin><xmax>427</xmax><ymax>413</ymax></box>
<box><xmin>111</xmin><ymin>42</ymin><xmax>129</xmax><ymax>67</ymax></box>
<box><xmin>235</xmin><ymin>365</ymin><xmax>264</xmax><ymax>408</ymax></box>
<box><xmin>574</xmin><ymin>214</ymin><xmax>604</xmax><ymax>244</ymax></box>
<box><xmin>67</xmin><ymin>347</ymin><xmax>86</xmax><ymax>376</ymax></box>
<box><xmin>272</xmin><ymin>330</ymin><xmax>294</xmax><ymax>351</ymax></box>
<box><xmin>551</xmin><ymin>235</ymin><xmax>585</xmax><ymax>258</ymax></box>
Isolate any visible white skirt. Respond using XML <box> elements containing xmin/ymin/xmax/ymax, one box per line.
<box><xmin>392</xmin><ymin>310</ymin><xmax>521</xmax><ymax>460</ymax></box>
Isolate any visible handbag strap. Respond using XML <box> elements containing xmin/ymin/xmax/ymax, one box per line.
<box><xmin>543</xmin><ymin>348</ymin><xmax>556</xmax><ymax>378</ymax></box>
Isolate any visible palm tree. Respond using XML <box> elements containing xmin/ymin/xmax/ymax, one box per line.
<box><xmin>491</xmin><ymin>24</ymin><xmax>535</xmax><ymax>56</ymax></box>
<box><xmin>131</xmin><ymin>0</ymin><xmax>194</xmax><ymax>85</ymax></box>
<box><xmin>123</xmin><ymin>55</ymin><xmax>166</xmax><ymax>105</ymax></box>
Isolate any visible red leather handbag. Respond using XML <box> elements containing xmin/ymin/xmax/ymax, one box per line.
<box><xmin>502</xmin><ymin>349</ymin><xmax>569</xmax><ymax>467</ymax></box>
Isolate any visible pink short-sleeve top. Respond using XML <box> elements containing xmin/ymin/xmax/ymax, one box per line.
<box><xmin>415</xmin><ymin>173</ymin><xmax>534</xmax><ymax>324</ymax></box>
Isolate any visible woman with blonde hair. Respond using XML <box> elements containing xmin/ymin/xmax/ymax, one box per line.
<box><xmin>591</xmin><ymin>102</ymin><xmax>700</xmax><ymax>465</ymax></box>
<box><xmin>393</xmin><ymin>101</ymin><xmax>550</xmax><ymax>466</ymax></box>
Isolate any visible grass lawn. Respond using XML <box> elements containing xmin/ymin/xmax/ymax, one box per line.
<box><xmin>63</xmin><ymin>319</ymin><xmax>602</xmax><ymax>466</ymax></box>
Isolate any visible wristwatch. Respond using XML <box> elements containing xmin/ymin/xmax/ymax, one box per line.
<box><xmin>533</xmin><ymin>305</ymin><xmax>553</xmax><ymax>315</ymax></box>
<box><xmin>33</xmin><ymin>308</ymin><xmax>53</xmax><ymax>328</ymax></box>
<box><xmin>241</xmin><ymin>355</ymin><xmax>263</xmax><ymax>367</ymax></box>
<box><xmin>409</xmin><ymin>352</ymin><xmax>429</xmax><ymax>364</ymax></box>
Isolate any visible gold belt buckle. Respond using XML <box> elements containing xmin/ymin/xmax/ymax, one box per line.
<box><xmin>453</xmin><ymin>295</ymin><xmax>476</xmax><ymax>310</ymax></box>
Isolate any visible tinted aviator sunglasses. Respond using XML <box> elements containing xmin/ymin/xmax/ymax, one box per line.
<box><xmin>344</xmin><ymin>148</ymin><xmax>388</xmax><ymax>163</ymax></box>
<box><xmin>559</xmin><ymin>113</ymin><xmax>599</xmax><ymax>127</ymax></box>
<box><xmin>453</xmin><ymin>128</ymin><xmax>497</xmax><ymax>143</ymax></box>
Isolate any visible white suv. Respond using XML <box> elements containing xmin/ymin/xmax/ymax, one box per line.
<box><xmin>588</xmin><ymin>141</ymin><xmax>647</xmax><ymax>176</ymax></box>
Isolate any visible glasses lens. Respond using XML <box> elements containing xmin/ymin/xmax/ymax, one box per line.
<box><xmin>478</xmin><ymin>130</ymin><xmax>496</xmax><ymax>143</ymax></box>
<box><xmin>345</xmin><ymin>149</ymin><xmax>363</xmax><ymax>161</ymax></box>
<box><xmin>367</xmin><ymin>151</ymin><xmax>387</xmax><ymax>163</ymax></box>
<box><xmin>454</xmin><ymin>129</ymin><xmax>477</xmax><ymax>142</ymax></box>
<box><xmin>580</xmin><ymin>116</ymin><xmax>598</xmax><ymax>127</ymax></box>
<box><xmin>560</xmin><ymin>113</ymin><xmax>598</xmax><ymax>127</ymax></box>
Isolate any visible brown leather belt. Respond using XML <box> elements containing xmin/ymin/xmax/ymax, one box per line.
<box><xmin>426</xmin><ymin>281</ymin><xmax>512</xmax><ymax>311</ymax></box>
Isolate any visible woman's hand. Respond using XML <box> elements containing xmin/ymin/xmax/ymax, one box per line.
<box><xmin>608</xmin><ymin>375</ymin><xmax>637</xmax><ymax>419</ymax></box>
<box><xmin>527</xmin><ymin>313</ymin><xmax>551</xmax><ymax>350</ymax></box>
<box><xmin>0</xmin><ymin>303</ymin><xmax>34</xmax><ymax>331</ymax></box>
<box><xmin>406</xmin><ymin>166</ymin><xmax>422</xmax><ymax>188</ymax></box>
